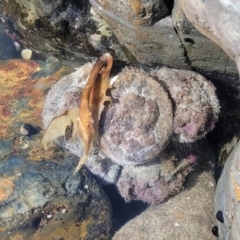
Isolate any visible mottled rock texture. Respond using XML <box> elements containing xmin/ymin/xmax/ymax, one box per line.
<box><xmin>113</xmin><ymin>154</ymin><xmax>216</xmax><ymax>240</ymax></box>
<box><xmin>215</xmin><ymin>140</ymin><xmax>240</xmax><ymax>240</ymax></box>
<box><xmin>1</xmin><ymin>0</ymin><xmax>238</xmax><ymax>83</ymax></box>
<box><xmin>0</xmin><ymin>59</ymin><xmax>112</xmax><ymax>239</ymax></box>
<box><xmin>90</xmin><ymin>0</ymin><xmax>188</xmax><ymax>68</ymax></box>
<box><xmin>0</xmin><ymin>59</ymin><xmax>73</xmax><ymax>140</ymax></box>
<box><xmin>0</xmin><ymin>135</ymin><xmax>112</xmax><ymax>240</ymax></box>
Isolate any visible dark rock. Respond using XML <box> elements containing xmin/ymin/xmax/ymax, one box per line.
<box><xmin>0</xmin><ymin>29</ymin><xmax>21</xmax><ymax>60</ymax></box>
<box><xmin>172</xmin><ymin>3</ymin><xmax>238</xmax><ymax>80</ymax></box>
<box><xmin>174</xmin><ymin>0</ymin><xmax>240</xmax><ymax>76</ymax></box>
<box><xmin>0</xmin><ymin>0</ymin><xmax>128</xmax><ymax>64</ymax></box>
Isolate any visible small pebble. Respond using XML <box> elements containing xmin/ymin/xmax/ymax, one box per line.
<box><xmin>20</xmin><ymin>124</ymin><xmax>37</xmax><ymax>136</ymax></box>
<box><xmin>61</xmin><ymin>209</ymin><xmax>67</xmax><ymax>214</ymax></box>
<box><xmin>21</xmin><ymin>48</ymin><xmax>32</xmax><ymax>60</ymax></box>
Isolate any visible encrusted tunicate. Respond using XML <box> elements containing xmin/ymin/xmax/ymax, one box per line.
<box><xmin>151</xmin><ymin>67</ymin><xmax>220</xmax><ymax>143</ymax></box>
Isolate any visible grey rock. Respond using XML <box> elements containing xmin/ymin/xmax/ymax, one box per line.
<box><xmin>113</xmin><ymin>162</ymin><xmax>216</xmax><ymax>240</ymax></box>
<box><xmin>172</xmin><ymin>3</ymin><xmax>238</xmax><ymax>77</ymax></box>
<box><xmin>215</xmin><ymin>140</ymin><xmax>240</xmax><ymax>239</ymax></box>
<box><xmin>175</xmin><ymin>0</ymin><xmax>240</xmax><ymax>76</ymax></box>
<box><xmin>90</xmin><ymin>0</ymin><xmax>188</xmax><ymax>68</ymax></box>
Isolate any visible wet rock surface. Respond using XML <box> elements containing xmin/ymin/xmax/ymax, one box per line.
<box><xmin>89</xmin><ymin>0</ymin><xmax>238</xmax><ymax>79</ymax></box>
<box><xmin>0</xmin><ymin>58</ymin><xmax>74</xmax><ymax>140</ymax></box>
<box><xmin>0</xmin><ymin>59</ymin><xmax>112</xmax><ymax>239</ymax></box>
<box><xmin>0</xmin><ymin>0</ymin><xmax>128</xmax><ymax>64</ymax></box>
<box><xmin>0</xmin><ymin>135</ymin><xmax>112</xmax><ymax>240</ymax></box>
<box><xmin>172</xmin><ymin>3</ymin><xmax>238</xmax><ymax>78</ymax></box>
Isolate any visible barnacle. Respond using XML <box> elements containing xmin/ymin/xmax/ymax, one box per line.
<box><xmin>41</xmin><ymin>53</ymin><xmax>113</xmax><ymax>173</ymax></box>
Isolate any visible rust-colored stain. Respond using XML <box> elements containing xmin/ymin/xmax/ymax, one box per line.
<box><xmin>32</xmin><ymin>216</ymin><xmax>93</xmax><ymax>240</ymax></box>
<box><xmin>78</xmin><ymin>218</ymin><xmax>93</xmax><ymax>239</ymax></box>
<box><xmin>231</xmin><ymin>173</ymin><xmax>240</xmax><ymax>201</ymax></box>
<box><xmin>0</xmin><ymin>177</ymin><xmax>15</xmax><ymax>202</ymax></box>
<box><xmin>129</xmin><ymin>0</ymin><xmax>142</xmax><ymax>16</ymax></box>
<box><xmin>0</xmin><ymin>59</ymin><xmax>73</xmax><ymax>140</ymax></box>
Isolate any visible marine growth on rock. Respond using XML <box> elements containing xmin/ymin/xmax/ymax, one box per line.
<box><xmin>151</xmin><ymin>67</ymin><xmax>220</xmax><ymax>143</ymax></box>
<box><xmin>41</xmin><ymin>53</ymin><xmax>220</xmax><ymax>202</ymax></box>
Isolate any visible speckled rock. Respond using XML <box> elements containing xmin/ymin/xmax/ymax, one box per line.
<box><xmin>113</xmin><ymin>156</ymin><xmax>216</xmax><ymax>240</ymax></box>
<box><xmin>0</xmin><ymin>135</ymin><xmax>112</xmax><ymax>240</ymax></box>
<box><xmin>115</xmin><ymin>149</ymin><xmax>195</xmax><ymax>204</ymax></box>
<box><xmin>215</xmin><ymin>140</ymin><xmax>240</xmax><ymax>240</ymax></box>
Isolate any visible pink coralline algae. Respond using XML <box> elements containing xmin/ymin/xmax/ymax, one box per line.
<box><xmin>116</xmin><ymin>152</ymin><xmax>196</xmax><ymax>204</ymax></box>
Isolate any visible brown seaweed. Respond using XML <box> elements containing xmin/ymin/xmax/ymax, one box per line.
<box><xmin>40</xmin><ymin>53</ymin><xmax>113</xmax><ymax>173</ymax></box>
